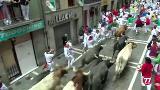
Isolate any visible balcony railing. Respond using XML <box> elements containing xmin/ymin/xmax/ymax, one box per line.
<box><xmin>84</xmin><ymin>0</ymin><xmax>101</xmax><ymax>4</ymax></box>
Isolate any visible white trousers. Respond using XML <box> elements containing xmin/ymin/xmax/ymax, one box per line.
<box><xmin>141</xmin><ymin>74</ymin><xmax>152</xmax><ymax>90</ymax></box>
<box><xmin>66</xmin><ymin>55</ymin><xmax>75</xmax><ymax>67</ymax></box>
<box><xmin>47</xmin><ymin>61</ymin><xmax>54</xmax><ymax>72</ymax></box>
<box><xmin>21</xmin><ymin>4</ymin><xmax>29</xmax><ymax>20</ymax></box>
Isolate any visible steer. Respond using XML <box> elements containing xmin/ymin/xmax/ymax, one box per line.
<box><xmin>29</xmin><ymin>67</ymin><xmax>68</xmax><ymax>90</ymax></box>
<box><xmin>88</xmin><ymin>58</ymin><xmax>113</xmax><ymax>90</ymax></box>
<box><xmin>63</xmin><ymin>67</ymin><xmax>90</xmax><ymax>90</ymax></box>
<box><xmin>114</xmin><ymin>42</ymin><xmax>137</xmax><ymax>80</ymax></box>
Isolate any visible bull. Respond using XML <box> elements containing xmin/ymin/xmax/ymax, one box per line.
<box><xmin>114</xmin><ymin>42</ymin><xmax>137</xmax><ymax>80</ymax></box>
<box><xmin>78</xmin><ymin>43</ymin><xmax>104</xmax><ymax>68</ymax></box>
<box><xmin>63</xmin><ymin>68</ymin><xmax>90</xmax><ymax>90</ymax></box>
<box><xmin>88</xmin><ymin>58</ymin><xmax>113</xmax><ymax>90</ymax></box>
<box><xmin>113</xmin><ymin>34</ymin><xmax>129</xmax><ymax>59</ymax></box>
<box><xmin>114</xmin><ymin>25</ymin><xmax>128</xmax><ymax>39</ymax></box>
<box><xmin>29</xmin><ymin>67</ymin><xmax>68</xmax><ymax>90</ymax></box>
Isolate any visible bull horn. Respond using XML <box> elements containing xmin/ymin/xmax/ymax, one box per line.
<box><xmin>73</xmin><ymin>66</ymin><xmax>77</xmax><ymax>72</ymax></box>
<box><xmin>64</xmin><ymin>66</ymin><xmax>70</xmax><ymax>70</ymax></box>
<box><xmin>83</xmin><ymin>70</ymin><xmax>90</xmax><ymax>76</ymax></box>
<box><xmin>101</xmin><ymin>45</ymin><xmax>105</xmax><ymax>47</ymax></box>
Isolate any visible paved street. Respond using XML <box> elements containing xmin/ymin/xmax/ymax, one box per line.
<box><xmin>9</xmin><ymin>27</ymin><xmax>152</xmax><ymax>90</ymax></box>
<box><xmin>69</xmin><ymin>28</ymin><xmax>151</xmax><ymax>90</ymax></box>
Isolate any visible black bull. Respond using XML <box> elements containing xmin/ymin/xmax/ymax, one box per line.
<box><xmin>77</xmin><ymin>38</ymin><xmax>107</xmax><ymax>68</ymax></box>
<box><xmin>85</xmin><ymin>59</ymin><xmax>113</xmax><ymax>90</ymax></box>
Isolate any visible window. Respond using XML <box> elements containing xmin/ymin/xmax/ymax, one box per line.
<box><xmin>68</xmin><ymin>0</ymin><xmax>74</xmax><ymax>7</ymax></box>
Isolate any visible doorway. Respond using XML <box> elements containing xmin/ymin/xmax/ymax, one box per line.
<box><xmin>54</xmin><ymin>22</ymin><xmax>70</xmax><ymax>55</ymax></box>
<box><xmin>15</xmin><ymin>40</ymin><xmax>37</xmax><ymax>75</ymax></box>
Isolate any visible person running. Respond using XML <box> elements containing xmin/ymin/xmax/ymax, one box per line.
<box><xmin>145</xmin><ymin>16</ymin><xmax>151</xmax><ymax>33</ymax></box>
<box><xmin>44</xmin><ymin>49</ymin><xmax>55</xmax><ymax>72</ymax></box>
<box><xmin>147</xmin><ymin>39</ymin><xmax>159</xmax><ymax>59</ymax></box>
<box><xmin>64</xmin><ymin>43</ymin><xmax>75</xmax><ymax>68</ymax></box>
<box><xmin>135</xmin><ymin>15</ymin><xmax>144</xmax><ymax>34</ymax></box>
<box><xmin>154</xmin><ymin>64</ymin><xmax>160</xmax><ymax>90</ymax></box>
<box><xmin>137</xmin><ymin>57</ymin><xmax>153</xmax><ymax>90</ymax></box>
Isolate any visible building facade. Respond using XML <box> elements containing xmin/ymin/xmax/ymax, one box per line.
<box><xmin>82</xmin><ymin>0</ymin><xmax>101</xmax><ymax>28</ymax></box>
<box><xmin>44</xmin><ymin>0</ymin><xmax>83</xmax><ymax>55</ymax></box>
<box><xmin>0</xmin><ymin>0</ymin><xmax>47</xmax><ymax>85</ymax></box>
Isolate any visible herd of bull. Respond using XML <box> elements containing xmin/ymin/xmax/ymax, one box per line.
<box><xmin>29</xmin><ymin>25</ymin><xmax>137</xmax><ymax>90</ymax></box>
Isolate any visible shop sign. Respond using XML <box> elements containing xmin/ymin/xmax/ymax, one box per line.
<box><xmin>0</xmin><ymin>20</ymin><xmax>44</xmax><ymax>41</ymax></box>
<box><xmin>48</xmin><ymin>12</ymin><xmax>76</xmax><ymax>26</ymax></box>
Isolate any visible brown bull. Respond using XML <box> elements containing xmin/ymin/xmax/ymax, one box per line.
<box><xmin>115</xmin><ymin>25</ymin><xmax>128</xmax><ymax>38</ymax></box>
<box><xmin>63</xmin><ymin>67</ymin><xmax>90</xmax><ymax>90</ymax></box>
<box><xmin>29</xmin><ymin>67</ymin><xmax>68</xmax><ymax>90</ymax></box>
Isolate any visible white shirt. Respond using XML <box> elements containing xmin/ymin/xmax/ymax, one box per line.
<box><xmin>94</xmin><ymin>33</ymin><xmax>100</xmax><ymax>42</ymax></box>
<box><xmin>151</xmin><ymin>29</ymin><xmax>158</xmax><ymax>36</ymax></box>
<box><xmin>87</xmin><ymin>39</ymin><xmax>94</xmax><ymax>48</ymax></box>
<box><xmin>117</xmin><ymin>17</ymin><xmax>125</xmax><ymax>26</ymax></box>
<box><xmin>64</xmin><ymin>47</ymin><xmax>72</xmax><ymax>57</ymax></box>
<box><xmin>154</xmin><ymin>64</ymin><xmax>160</xmax><ymax>73</ymax></box>
<box><xmin>140</xmin><ymin>16</ymin><xmax>146</xmax><ymax>22</ymax></box>
<box><xmin>44</xmin><ymin>52</ymin><xmax>54</xmax><ymax>63</ymax></box>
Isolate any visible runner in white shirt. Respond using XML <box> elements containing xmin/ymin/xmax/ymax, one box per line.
<box><xmin>87</xmin><ymin>35</ymin><xmax>94</xmax><ymax>48</ymax></box>
<box><xmin>94</xmin><ymin>29</ymin><xmax>100</xmax><ymax>43</ymax></box>
<box><xmin>64</xmin><ymin>43</ymin><xmax>75</xmax><ymax>68</ymax></box>
<box><xmin>83</xmin><ymin>32</ymin><xmax>88</xmax><ymax>51</ymax></box>
<box><xmin>151</xmin><ymin>26</ymin><xmax>158</xmax><ymax>36</ymax></box>
<box><xmin>44</xmin><ymin>49</ymin><xmax>55</xmax><ymax>72</ymax></box>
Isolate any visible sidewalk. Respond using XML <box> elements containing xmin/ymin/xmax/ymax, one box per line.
<box><xmin>8</xmin><ymin>45</ymin><xmax>82</xmax><ymax>90</ymax></box>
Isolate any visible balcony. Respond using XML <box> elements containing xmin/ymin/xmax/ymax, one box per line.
<box><xmin>0</xmin><ymin>2</ymin><xmax>42</xmax><ymax>30</ymax></box>
<box><xmin>84</xmin><ymin>0</ymin><xmax>101</xmax><ymax>4</ymax></box>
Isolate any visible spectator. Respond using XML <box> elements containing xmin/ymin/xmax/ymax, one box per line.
<box><xmin>44</xmin><ymin>49</ymin><xmax>55</xmax><ymax>72</ymax></box>
<box><xmin>62</xmin><ymin>34</ymin><xmax>68</xmax><ymax>46</ymax></box>
<box><xmin>20</xmin><ymin>0</ymin><xmax>30</xmax><ymax>20</ymax></box>
<box><xmin>0</xmin><ymin>0</ymin><xmax>12</xmax><ymax>25</ymax></box>
<box><xmin>137</xmin><ymin>57</ymin><xmax>153</xmax><ymax>90</ymax></box>
<box><xmin>11</xmin><ymin>0</ymin><xmax>22</xmax><ymax>21</ymax></box>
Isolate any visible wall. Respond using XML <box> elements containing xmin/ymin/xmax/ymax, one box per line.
<box><xmin>29</xmin><ymin>0</ymin><xmax>43</xmax><ymax>19</ymax></box>
<box><xmin>31</xmin><ymin>30</ymin><xmax>47</xmax><ymax>66</ymax></box>
<box><xmin>45</xmin><ymin>6</ymin><xmax>83</xmax><ymax>53</ymax></box>
<box><xmin>60</xmin><ymin>0</ymin><xmax>68</xmax><ymax>9</ymax></box>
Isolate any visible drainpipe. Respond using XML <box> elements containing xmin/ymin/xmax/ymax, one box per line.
<box><xmin>40</xmin><ymin>0</ymin><xmax>50</xmax><ymax>49</ymax></box>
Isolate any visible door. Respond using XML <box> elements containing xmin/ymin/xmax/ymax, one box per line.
<box><xmin>54</xmin><ymin>22</ymin><xmax>70</xmax><ymax>55</ymax></box>
<box><xmin>15</xmin><ymin>40</ymin><xmax>37</xmax><ymax>75</ymax></box>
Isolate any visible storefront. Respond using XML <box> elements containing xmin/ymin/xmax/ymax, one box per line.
<box><xmin>0</xmin><ymin>20</ymin><xmax>46</xmax><ymax>84</ymax></box>
<box><xmin>45</xmin><ymin>6</ymin><xmax>82</xmax><ymax>55</ymax></box>
<box><xmin>83</xmin><ymin>2</ymin><xmax>101</xmax><ymax>28</ymax></box>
